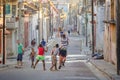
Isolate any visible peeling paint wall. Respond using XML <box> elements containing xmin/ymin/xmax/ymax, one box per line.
<box><xmin>104</xmin><ymin>0</ymin><xmax>116</xmax><ymax>65</ymax></box>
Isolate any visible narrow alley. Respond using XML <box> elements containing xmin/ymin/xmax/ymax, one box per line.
<box><xmin>1</xmin><ymin>0</ymin><xmax>120</xmax><ymax>80</ymax></box>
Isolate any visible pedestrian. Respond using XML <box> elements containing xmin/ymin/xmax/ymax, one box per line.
<box><xmin>16</xmin><ymin>40</ymin><xmax>24</xmax><ymax>68</ymax></box>
<box><xmin>77</xmin><ymin>31</ymin><xmax>80</xmax><ymax>35</ymax></box>
<box><xmin>41</xmin><ymin>38</ymin><xmax>46</xmax><ymax>47</ymax></box>
<box><xmin>68</xmin><ymin>30</ymin><xmax>70</xmax><ymax>35</ymax></box>
<box><xmin>59</xmin><ymin>34</ymin><xmax>69</xmax><ymax>69</ymax></box>
<box><xmin>50</xmin><ymin>44</ymin><xmax>59</xmax><ymax>71</ymax></box>
<box><xmin>30</xmin><ymin>47</ymin><xmax>36</xmax><ymax>68</ymax></box>
<box><xmin>31</xmin><ymin>39</ymin><xmax>36</xmax><ymax>47</ymax></box>
<box><xmin>33</xmin><ymin>44</ymin><xmax>48</xmax><ymax>71</ymax></box>
<box><xmin>60</xmin><ymin>31</ymin><xmax>64</xmax><ymax>38</ymax></box>
<box><xmin>61</xmin><ymin>34</ymin><xmax>69</xmax><ymax>46</ymax></box>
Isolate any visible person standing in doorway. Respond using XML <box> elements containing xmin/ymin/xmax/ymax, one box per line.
<box><xmin>16</xmin><ymin>40</ymin><xmax>24</xmax><ymax>68</ymax></box>
<box><xmin>33</xmin><ymin>44</ymin><xmax>48</xmax><ymax>71</ymax></box>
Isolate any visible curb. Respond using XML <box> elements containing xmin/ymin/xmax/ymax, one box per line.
<box><xmin>90</xmin><ymin>60</ymin><xmax>112</xmax><ymax>80</ymax></box>
<box><xmin>90</xmin><ymin>60</ymin><xmax>120</xmax><ymax>80</ymax></box>
<box><xmin>0</xmin><ymin>64</ymin><xmax>14</xmax><ymax>71</ymax></box>
<box><xmin>0</xmin><ymin>64</ymin><xmax>11</xmax><ymax>71</ymax></box>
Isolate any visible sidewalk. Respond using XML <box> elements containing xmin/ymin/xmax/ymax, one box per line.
<box><xmin>90</xmin><ymin>59</ymin><xmax>120</xmax><ymax>80</ymax></box>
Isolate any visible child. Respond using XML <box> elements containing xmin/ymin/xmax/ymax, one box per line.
<box><xmin>59</xmin><ymin>46</ymin><xmax>67</xmax><ymax>69</ymax></box>
<box><xmin>50</xmin><ymin>44</ymin><xmax>59</xmax><ymax>71</ymax></box>
<box><xmin>30</xmin><ymin>48</ymin><xmax>36</xmax><ymax>68</ymax></box>
<box><xmin>33</xmin><ymin>44</ymin><xmax>48</xmax><ymax>71</ymax></box>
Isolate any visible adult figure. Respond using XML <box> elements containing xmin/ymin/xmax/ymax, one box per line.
<box><xmin>33</xmin><ymin>44</ymin><xmax>47</xmax><ymax>71</ymax></box>
<box><xmin>16</xmin><ymin>40</ymin><xmax>24</xmax><ymax>67</ymax></box>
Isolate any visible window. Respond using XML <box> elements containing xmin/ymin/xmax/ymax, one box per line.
<box><xmin>6</xmin><ymin>4</ymin><xmax>10</xmax><ymax>14</ymax></box>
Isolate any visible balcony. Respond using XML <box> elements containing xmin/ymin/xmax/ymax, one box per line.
<box><xmin>103</xmin><ymin>19</ymin><xmax>116</xmax><ymax>25</ymax></box>
<box><xmin>6</xmin><ymin>18</ymin><xmax>18</xmax><ymax>29</ymax></box>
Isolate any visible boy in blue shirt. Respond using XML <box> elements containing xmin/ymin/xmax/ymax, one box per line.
<box><xmin>16</xmin><ymin>40</ymin><xmax>24</xmax><ymax>67</ymax></box>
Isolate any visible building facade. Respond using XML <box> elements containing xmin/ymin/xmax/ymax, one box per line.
<box><xmin>104</xmin><ymin>0</ymin><xmax>116</xmax><ymax>65</ymax></box>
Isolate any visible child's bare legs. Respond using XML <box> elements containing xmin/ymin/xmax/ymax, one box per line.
<box><xmin>42</xmin><ymin>60</ymin><xmax>46</xmax><ymax>71</ymax></box>
<box><xmin>33</xmin><ymin>60</ymin><xmax>39</xmax><ymax>69</ymax></box>
<box><xmin>58</xmin><ymin>56</ymin><xmax>63</xmax><ymax>69</ymax></box>
<box><xmin>31</xmin><ymin>57</ymin><xmax>35</xmax><ymax>68</ymax></box>
<box><xmin>17</xmin><ymin>61</ymin><xmax>20</xmax><ymax>66</ymax></box>
<box><xmin>31</xmin><ymin>61</ymin><xmax>34</xmax><ymax>68</ymax></box>
<box><xmin>50</xmin><ymin>61</ymin><xmax>57</xmax><ymax>70</ymax></box>
<box><xmin>62</xmin><ymin>57</ymin><xmax>66</xmax><ymax>66</ymax></box>
<box><xmin>20</xmin><ymin>61</ymin><xmax>23</xmax><ymax>66</ymax></box>
<box><xmin>55</xmin><ymin>62</ymin><xmax>57</xmax><ymax>70</ymax></box>
<box><xmin>50</xmin><ymin>64</ymin><xmax>54</xmax><ymax>70</ymax></box>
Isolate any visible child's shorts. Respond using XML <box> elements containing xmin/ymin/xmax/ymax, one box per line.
<box><xmin>36</xmin><ymin>55</ymin><xmax>45</xmax><ymax>61</ymax></box>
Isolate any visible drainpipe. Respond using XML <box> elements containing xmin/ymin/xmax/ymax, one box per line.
<box><xmin>2</xmin><ymin>0</ymin><xmax>6</xmax><ymax>64</ymax></box>
<box><xmin>49</xmin><ymin>1</ymin><xmax>52</xmax><ymax>38</ymax></box>
<box><xmin>85</xmin><ymin>0</ymin><xmax>88</xmax><ymax>47</ymax></box>
<box><xmin>116</xmin><ymin>0</ymin><xmax>120</xmax><ymax>75</ymax></box>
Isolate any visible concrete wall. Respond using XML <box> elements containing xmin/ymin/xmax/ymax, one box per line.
<box><xmin>96</xmin><ymin>6</ymin><xmax>105</xmax><ymax>51</ymax></box>
<box><xmin>30</xmin><ymin>14</ymin><xmax>38</xmax><ymax>45</ymax></box>
<box><xmin>104</xmin><ymin>0</ymin><xmax>116</xmax><ymax>65</ymax></box>
<box><xmin>6</xmin><ymin>30</ymin><xmax>18</xmax><ymax>55</ymax></box>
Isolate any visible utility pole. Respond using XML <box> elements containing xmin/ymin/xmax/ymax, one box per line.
<box><xmin>18</xmin><ymin>2</ymin><xmax>22</xmax><ymax>43</ymax></box>
<box><xmin>41</xmin><ymin>4</ymin><xmax>43</xmax><ymax>39</ymax></box>
<box><xmin>38</xmin><ymin>2</ymin><xmax>40</xmax><ymax>43</ymax></box>
<box><xmin>116</xmin><ymin>0</ymin><xmax>120</xmax><ymax>75</ymax></box>
<box><xmin>2</xmin><ymin>0</ymin><xmax>6</xmax><ymax>64</ymax></box>
<box><xmin>69</xmin><ymin>4</ymin><xmax>72</xmax><ymax>25</ymax></box>
<box><xmin>51</xmin><ymin>9</ymin><xmax>53</xmax><ymax>37</ymax></box>
<box><xmin>91</xmin><ymin>0</ymin><xmax>94</xmax><ymax>55</ymax></box>
<box><xmin>49</xmin><ymin>1</ymin><xmax>52</xmax><ymax>38</ymax></box>
<box><xmin>85</xmin><ymin>0</ymin><xmax>88</xmax><ymax>47</ymax></box>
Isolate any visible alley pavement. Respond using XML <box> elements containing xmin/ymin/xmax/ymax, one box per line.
<box><xmin>0</xmin><ymin>32</ymin><xmax>118</xmax><ymax>80</ymax></box>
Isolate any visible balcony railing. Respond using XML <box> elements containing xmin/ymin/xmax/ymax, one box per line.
<box><xmin>6</xmin><ymin>17</ymin><xmax>18</xmax><ymax>29</ymax></box>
